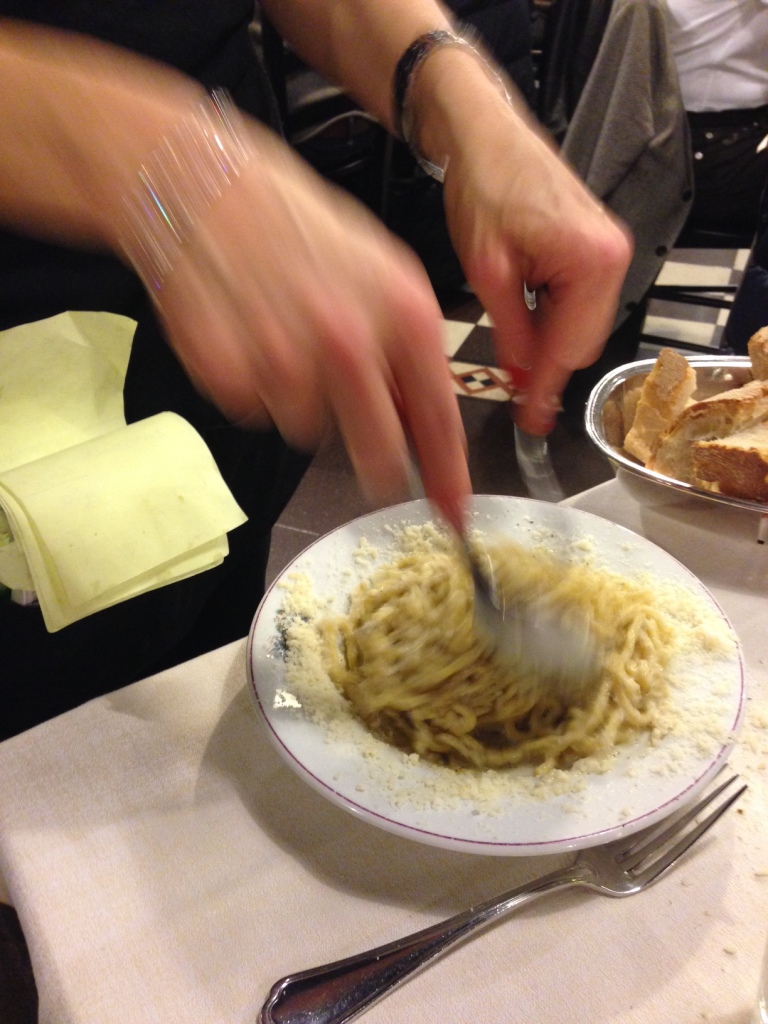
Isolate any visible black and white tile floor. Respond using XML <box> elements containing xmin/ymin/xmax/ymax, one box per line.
<box><xmin>639</xmin><ymin>245</ymin><xmax>749</xmax><ymax>357</ymax></box>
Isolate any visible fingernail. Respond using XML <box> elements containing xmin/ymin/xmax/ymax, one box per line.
<box><xmin>507</xmin><ymin>366</ymin><xmax>531</xmax><ymax>390</ymax></box>
<box><xmin>510</xmin><ymin>391</ymin><xmax>528</xmax><ymax>406</ymax></box>
<box><xmin>544</xmin><ymin>393</ymin><xmax>564</xmax><ymax>413</ymax></box>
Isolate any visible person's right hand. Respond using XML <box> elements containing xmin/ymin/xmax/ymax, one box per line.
<box><xmin>148</xmin><ymin>120</ymin><xmax>471</xmax><ymax>530</ymax></box>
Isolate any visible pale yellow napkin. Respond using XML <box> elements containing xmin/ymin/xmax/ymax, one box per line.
<box><xmin>0</xmin><ymin>312</ymin><xmax>246</xmax><ymax>631</ymax></box>
<box><xmin>0</xmin><ymin>310</ymin><xmax>134</xmax><ymax>473</ymax></box>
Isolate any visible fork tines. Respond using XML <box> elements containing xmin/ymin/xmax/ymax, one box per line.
<box><xmin>616</xmin><ymin>773</ymin><xmax>746</xmax><ymax>881</ymax></box>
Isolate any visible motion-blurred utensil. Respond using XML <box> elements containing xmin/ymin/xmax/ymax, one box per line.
<box><xmin>513</xmin><ymin>424</ymin><xmax>565</xmax><ymax>503</ymax></box>
<box><xmin>509</xmin><ymin>424</ymin><xmax>599</xmax><ymax>695</ymax></box>
<box><xmin>410</xmin><ymin>460</ymin><xmax>598</xmax><ymax>696</ymax></box>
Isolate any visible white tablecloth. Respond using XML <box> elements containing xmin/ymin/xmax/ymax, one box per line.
<box><xmin>0</xmin><ymin>475</ymin><xmax>767</xmax><ymax>1024</ymax></box>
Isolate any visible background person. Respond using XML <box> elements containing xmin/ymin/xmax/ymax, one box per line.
<box><xmin>666</xmin><ymin>0</ymin><xmax>768</xmax><ymax>237</ymax></box>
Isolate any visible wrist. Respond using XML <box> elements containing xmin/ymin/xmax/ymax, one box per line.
<box><xmin>393</xmin><ymin>29</ymin><xmax>516</xmax><ymax>182</ymax></box>
<box><xmin>115</xmin><ymin>89</ymin><xmax>255</xmax><ymax>297</ymax></box>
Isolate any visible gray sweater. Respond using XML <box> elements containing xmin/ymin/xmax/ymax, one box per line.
<box><xmin>562</xmin><ymin>0</ymin><xmax>694</xmax><ymax>329</ymax></box>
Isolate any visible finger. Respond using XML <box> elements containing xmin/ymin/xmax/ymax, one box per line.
<box><xmin>233</xmin><ymin>283</ymin><xmax>331</xmax><ymax>450</ymax></box>
<box><xmin>159</xmin><ymin>264</ymin><xmax>273</xmax><ymax>428</ymax></box>
<box><xmin>388</xmin><ymin>291</ymin><xmax>471</xmax><ymax>532</ymax></box>
<box><xmin>323</xmin><ymin>319</ymin><xmax>412</xmax><ymax>510</ymax></box>
<box><xmin>164</xmin><ymin>245</ymin><xmax>331</xmax><ymax>447</ymax></box>
<box><xmin>466</xmin><ymin>241</ymin><xmax>538</xmax><ymax>389</ymax></box>
<box><xmin>512</xmin><ymin>355</ymin><xmax>571</xmax><ymax>436</ymax></box>
<box><xmin>323</xmin><ymin>278</ymin><xmax>471</xmax><ymax>529</ymax></box>
<box><xmin>512</xmin><ymin>270</ymin><xmax>621</xmax><ymax>434</ymax></box>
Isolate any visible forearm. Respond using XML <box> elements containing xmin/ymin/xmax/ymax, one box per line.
<box><xmin>259</xmin><ymin>0</ymin><xmax>455</xmax><ymax>131</ymax></box>
<box><xmin>0</xmin><ymin>19</ymin><xmax>202</xmax><ymax>249</ymax></box>
<box><xmin>259</xmin><ymin>0</ymin><xmax>542</xmax><ymax>178</ymax></box>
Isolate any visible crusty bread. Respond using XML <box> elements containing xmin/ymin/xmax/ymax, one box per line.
<box><xmin>647</xmin><ymin>378</ymin><xmax>768</xmax><ymax>483</ymax></box>
<box><xmin>621</xmin><ymin>377</ymin><xmax>644</xmax><ymax>437</ymax></box>
<box><xmin>623</xmin><ymin>348</ymin><xmax>697</xmax><ymax>463</ymax></box>
<box><xmin>748</xmin><ymin>327</ymin><xmax>768</xmax><ymax>380</ymax></box>
<box><xmin>692</xmin><ymin>421</ymin><xmax>768</xmax><ymax>501</ymax></box>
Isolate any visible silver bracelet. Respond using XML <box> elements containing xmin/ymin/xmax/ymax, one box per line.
<box><xmin>393</xmin><ymin>28</ymin><xmax>511</xmax><ymax>183</ymax></box>
<box><xmin>119</xmin><ymin>88</ymin><xmax>254</xmax><ymax>296</ymax></box>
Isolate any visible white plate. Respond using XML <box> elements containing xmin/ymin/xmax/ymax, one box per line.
<box><xmin>247</xmin><ymin>496</ymin><xmax>745</xmax><ymax>856</ymax></box>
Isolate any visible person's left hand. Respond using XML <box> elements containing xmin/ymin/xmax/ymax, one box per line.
<box><xmin>416</xmin><ymin>55</ymin><xmax>633</xmax><ymax>435</ymax></box>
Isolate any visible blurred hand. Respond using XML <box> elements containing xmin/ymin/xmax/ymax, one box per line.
<box><xmin>435</xmin><ymin>77</ymin><xmax>633</xmax><ymax>435</ymax></box>
<box><xmin>153</xmin><ymin>123</ymin><xmax>470</xmax><ymax>528</ymax></box>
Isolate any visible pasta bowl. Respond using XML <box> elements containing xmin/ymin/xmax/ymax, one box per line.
<box><xmin>247</xmin><ymin>496</ymin><xmax>744</xmax><ymax>856</ymax></box>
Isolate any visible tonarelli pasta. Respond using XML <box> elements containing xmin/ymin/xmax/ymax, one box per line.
<box><xmin>319</xmin><ymin>530</ymin><xmax>674</xmax><ymax>774</ymax></box>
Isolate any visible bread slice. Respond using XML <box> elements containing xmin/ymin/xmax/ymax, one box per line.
<box><xmin>621</xmin><ymin>377</ymin><xmax>644</xmax><ymax>437</ymax></box>
<box><xmin>692</xmin><ymin>421</ymin><xmax>768</xmax><ymax>501</ymax></box>
<box><xmin>749</xmin><ymin>327</ymin><xmax>768</xmax><ymax>380</ymax></box>
<box><xmin>623</xmin><ymin>348</ymin><xmax>697</xmax><ymax>463</ymax></box>
<box><xmin>647</xmin><ymin>378</ymin><xmax>768</xmax><ymax>483</ymax></box>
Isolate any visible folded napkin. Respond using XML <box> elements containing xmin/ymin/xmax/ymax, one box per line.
<box><xmin>0</xmin><ymin>312</ymin><xmax>246</xmax><ymax>631</ymax></box>
<box><xmin>0</xmin><ymin>310</ymin><xmax>133</xmax><ymax>472</ymax></box>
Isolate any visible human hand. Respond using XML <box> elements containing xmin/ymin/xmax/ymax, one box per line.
<box><xmin>415</xmin><ymin>53</ymin><xmax>633</xmax><ymax>435</ymax></box>
<box><xmin>147</xmin><ymin>121</ymin><xmax>470</xmax><ymax>529</ymax></box>
<box><xmin>444</xmin><ymin>107</ymin><xmax>632</xmax><ymax>434</ymax></box>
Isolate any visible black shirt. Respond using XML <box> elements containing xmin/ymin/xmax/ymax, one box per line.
<box><xmin>0</xmin><ymin>0</ymin><xmax>278</xmax><ymax>330</ymax></box>
<box><xmin>0</xmin><ymin>0</ymin><xmax>256</xmax><ymax>75</ymax></box>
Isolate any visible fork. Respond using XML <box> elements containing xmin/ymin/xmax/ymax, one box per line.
<box><xmin>259</xmin><ymin>773</ymin><xmax>745</xmax><ymax>1024</ymax></box>
<box><xmin>407</xmin><ymin>463</ymin><xmax>597</xmax><ymax>692</ymax></box>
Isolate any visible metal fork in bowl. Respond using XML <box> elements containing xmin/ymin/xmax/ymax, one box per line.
<box><xmin>259</xmin><ymin>773</ymin><xmax>745</xmax><ymax>1024</ymax></box>
<box><xmin>407</xmin><ymin>463</ymin><xmax>597</xmax><ymax>695</ymax></box>
<box><xmin>508</xmin><ymin>424</ymin><xmax>604</xmax><ymax>699</ymax></box>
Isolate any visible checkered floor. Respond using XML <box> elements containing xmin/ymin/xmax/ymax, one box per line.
<box><xmin>440</xmin><ymin>246</ymin><xmax>751</xmax><ymax>401</ymax></box>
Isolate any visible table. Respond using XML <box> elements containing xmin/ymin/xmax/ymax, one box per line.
<box><xmin>0</xmin><ymin>475</ymin><xmax>766</xmax><ymax>1024</ymax></box>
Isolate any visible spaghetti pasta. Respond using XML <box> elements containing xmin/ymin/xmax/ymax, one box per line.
<box><xmin>320</xmin><ymin>528</ymin><xmax>675</xmax><ymax>773</ymax></box>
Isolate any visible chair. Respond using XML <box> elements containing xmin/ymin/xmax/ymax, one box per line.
<box><xmin>258</xmin><ymin>16</ymin><xmax>393</xmax><ymax>217</ymax></box>
<box><xmin>640</xmin><ymin>223</ymin><xmax>755</xmax><ymax>355</ymax></box>
<box><xmin>722</xmin><ymin>182</ymin><xmax>768</xmax><ymax>353</ymax></box>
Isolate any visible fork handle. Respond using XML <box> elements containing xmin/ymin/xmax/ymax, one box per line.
<box><xmin>259</xmin><ymin>863</ymin><xmax>588</xmax><ymax>1024</ymax></box>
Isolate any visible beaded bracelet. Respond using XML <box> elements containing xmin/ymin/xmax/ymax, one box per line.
<box><xmin>119</xmin><ymin>88</ymin><xmax>253</xmax><ymax>297</ymax></box>
<box><xmin>392</xmin><ymin>28</ymin><xmax>511</xmax><ymax>183</ymax></box>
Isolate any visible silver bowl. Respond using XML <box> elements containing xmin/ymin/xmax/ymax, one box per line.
<box><xmin>584</xmin><ymin>355</ymin><xmax>768</xmax><ymax>515</ymax></box>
